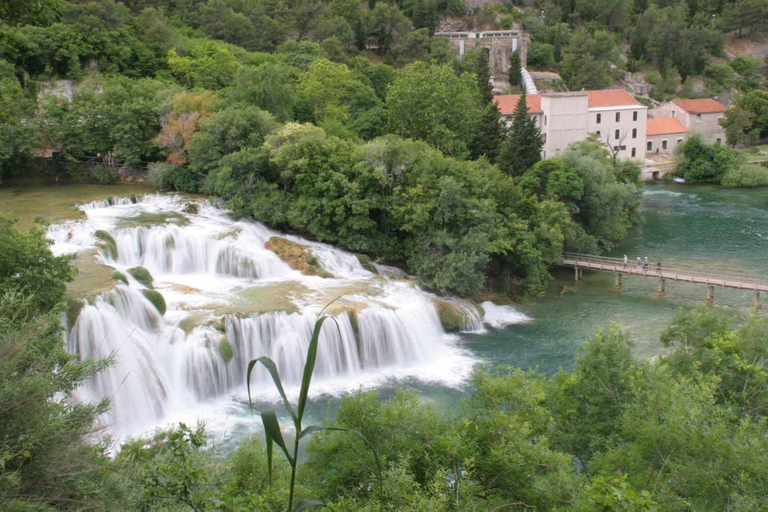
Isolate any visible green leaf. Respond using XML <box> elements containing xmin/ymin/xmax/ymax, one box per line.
<box><xmin>261</xmin><ymin>409</ymin><xmax>294</xmax><ymax>467</ymax></box>
<box><xmin>247</xmin><ymin>356</ymin><xmax>298</xmax><ymax>428</ymax></box>
<box><xmin>294</xmin><ymin>499</ymin><xmax>327</xmax><ymax>511</ymax></box>
<box><xmin>297</xmin><ymin>313</ymin><xmax>342</xmax><ymax>424</ymax></box>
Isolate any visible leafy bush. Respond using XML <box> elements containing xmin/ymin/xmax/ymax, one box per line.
<box><xmin>148</xmin><ymin>162</ymin><xmax>199</xmax><ymax>192</ymax></box>
<box><xmin>721</xmin><ymin>164</ymin><xmax>768</xmax><ymax>187</ymax></box>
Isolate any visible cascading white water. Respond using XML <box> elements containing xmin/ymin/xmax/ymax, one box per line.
<box><xmin>55</xmin><ymin>194</ymin><xmax>529</xmax><ymax>438</ymax></box>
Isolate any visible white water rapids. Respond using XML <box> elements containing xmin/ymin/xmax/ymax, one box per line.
<box><xmin>48</xmin><ymin>194</ymin><xmax>529</xmax><ymax>439</ymax></box>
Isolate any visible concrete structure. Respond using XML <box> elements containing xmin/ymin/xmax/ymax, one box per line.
<box><xmin>494</xmin><ymin>89</ymin><xmax>648</xmax><ymax>161</ymax></box>
<box><xmin>646</xmin><ymin>118</ymin><xmax>689</xmax><ymax>156</ymax></box>
<box><xmin>650</xmin><ymin>98</ymin><xmax>726</xmax><ymax>145</ymax></box>
<box><xmin>435</xmin><ymin>30</ymin><xmax>527</xmax><ymax>76</ymax></box>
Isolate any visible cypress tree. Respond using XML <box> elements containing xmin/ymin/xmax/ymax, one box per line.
<box><xmin>475</xmin><ymin>50</ymin><xmax>494</xmax><ymax>104</ymax></box>
<box><xmin>499</xmin><ymin>91</ymin><xmax>544</xmax><ymax>176</ymax></box>
<box><xmin>508</xmin><ymin>49</ymin><xmax>522</xmax><ymax>87</ymax></box>
<box><xmin>469</xmin><ymin>102</ymin><xmax>504</xmax><ymax>161</ymax></box>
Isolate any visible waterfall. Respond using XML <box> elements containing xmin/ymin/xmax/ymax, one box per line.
<box><xmin>53</xmin><ymin>194</ymin><xmax>527</xmax><ymax>437</ymax></box>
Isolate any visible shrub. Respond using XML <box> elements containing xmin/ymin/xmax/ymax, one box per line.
<box><xmin>128</xmin><ymin>266</ymin><xmax>154</xmax><ymax>288</ymax></box>
<box><xmin>141</xmin><ymin>289</ymin><xmax>166</xmax><ymax>315</ymax></box>
<box><xmin>148</xmin><ymin>162</ymin><xmax>198</xmax><ymax>191</ymax></box>
<box><xmin>721</xmin><ymin>164</ymin><xmax>768</xmax><ymax>187</ymax></box>
<box><xmin>218</xmin><ymin>337</ymin><xmax>233</xmax><ymax>364</ymax></box>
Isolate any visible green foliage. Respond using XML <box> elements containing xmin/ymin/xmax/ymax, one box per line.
<box><xmin>499</xmin><ymin>91</ymin><xmax>544</xmax><ymax>176</ymax></box>
<box><xmin>128</xmin><ymin>266</ymin><xmax>154</xmax><ymax>288</ymax></box>
<box><xmin>721</xmin><ymin>163</ymin><xmax>768</xmax><ymax>187</ymax></box>
<box><xmin>675</xmin><ymin>133</ymin><xmax>744</xmax><ymax>183</ymax></box>
<box><xmin>218</xmin><ymin>336</ymin><xmax>234</xmax><ymax>364</ymax></box>
<box><xmin>0</xmin><ymin>215</ymin><xmax>76</xmax><ymax>315</ymax></box>
<box><xmin>141</xmin><ymin>289</ymin><xmax>166</xmax><ymax>315</ymax></box>
<box><xmin>386</xmin><ymin>61</ymin><xmax>485</xmax><ymax>159</ymax></box>
<box><xmin>0</xmin><ymin>60</ymin><xmax>34</xmax><ymax>181</ymax></box>
<box><xmin>508</xmin><ymin>49</ymin><xmax>521</xmax><ymax>86</ymax></box>
<box><xmin>112</xmin><ymin>271</ymin><xmax>128</xmax><ymax>285</ymax></box>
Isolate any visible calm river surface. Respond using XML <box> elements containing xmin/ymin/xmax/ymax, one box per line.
<box><xmin>1</xmin><ymin>181</ymin><xmax>766</xmax><ymax>443</ymax></box>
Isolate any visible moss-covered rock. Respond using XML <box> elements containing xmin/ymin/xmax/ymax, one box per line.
<box><xmin>64</xmin><ymin>297</ymin><xmax>85</xmax><ymax>330</ymax></box>
<box><xmin>112</xmin><ymin>271</ymin><xmax>128</xmax><ymax>285</ymax></box>
<box><xmin>94</xmin><ymin>230</ymin><xmax>118</xmax><ymax>259</ymax></box>
<box><xmin>129</xmin><ymin>266</ymin><xmax>154</xmax><ymax>288</ymax></box>
<box><xmin>433</xmin><ymin>299</ymin><xmax>464</xmax><ymax>333</ymax></box>
<box><xmin>129</xmin><ymin>193</ymin><xmax>138</xmax><ymax>204</ymax></box>
<box><xmin>264</xmin><ymin>237</ymin><xmax>334</xmax><ymax>278</ymax></box>
<box><xmin>183</xmin><ymin>202</ymin><xmax>199</xmax><ymax>214</ymax></box>
<box><xmin>218</xmin><ymin>337</ymin><xmax>234</xmax><ymax>364</ymax></box>
<box><xmin>356</xmin><ymin>254</ymin><xmax>378</xmax><ymax>274</ymax></box>
<box><xmin>141</xmin><ymin>289</ymin><xmax>166</xmax><ymax>315</ymax></box>
<box><xmin>106</xmin><ymin>195</ymin><xmax>113</xmax><ymax>205</ymax></box>
<box><xmin>473</xmin><ymin>301</ymin><xmax>485</xmax><ymax>320</ymax></box>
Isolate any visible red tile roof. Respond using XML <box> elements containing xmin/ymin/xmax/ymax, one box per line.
<box><xmin>587</xmin><ymin>89</ymin><xmax>643</xmax><ymax>108</ymax></box>
<box><xmin>672</xmin><ymin>98</ymin><xmax>726</xmax><ymax>113</ymax></box>
<box><xmin>647</xmin><ymin>118</ymin><xmax>688</xmax><ymax>136</ymax></box>
<box><xmin>493</xmin><ymin>94</ymin><xmax>542</xmax><ymax>115</ymax></box>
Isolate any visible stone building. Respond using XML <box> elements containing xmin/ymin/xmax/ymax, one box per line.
<box><xmin>494</xmin><ymin>89</ymin><xmax>648</xmax><ymax>161</ymax></box>
<box><xmin>435</xmin><ymin>30</ymin><xmax>527</xmax><ymax>76</ymax></box>
<box><xmin>646</xmin><ymin>118</ymin><xmax>689</xmax><ymax>156</ymax></box>
<box><xmin>649</xmin><ymin>98</ymin><xmax>726</xmax><ymax>145</ymax></box>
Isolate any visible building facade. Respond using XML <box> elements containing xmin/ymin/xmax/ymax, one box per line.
<box><xmin>649</xmin><ymin>98</ymin><xmax>726</xmax><ymax>145</ymax></box>
<box><xmin>646</xmin><ymin>118</ymin><xmax>689</xmax><ymax>156</ymax></box>
<box><xmin>494</xmin><ymin>89</ymin><xmax>648</xmax><ymax>161</ymax></box>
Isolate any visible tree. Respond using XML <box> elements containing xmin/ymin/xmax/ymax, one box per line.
<box><xmin>0</xmin><ymin>60</ymin><xmax>34</xmax><ymax>182</ymax></box>
<box><xmin>508</xmin><ymin>49</ymin><xmax>521</xmax><ymax>87</ymax></box>
<box><xmin>385</xmin><ymin>62</ymin><xmax>485</xmax><ymax>159</ymax></box>
<box><xmin>722</xmin><ymin>105</ymin><xmax>757</xmax><ymax>147</ymax></box>
<box><xmin>499</xmin><ymin>92</ymin><xmax>543</xmax><ymax>176</ymax></box>
<box><xmin>367</xmin><ymin>2</ymin><xmax>410</xmax><ymax>54</ymax></box>
<box><xmin>456</xmin><ymin>48</ymin><xmax>494</xmax><ymax>104</ymax></box>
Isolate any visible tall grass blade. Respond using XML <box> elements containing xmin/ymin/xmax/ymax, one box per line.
<box><xmin>297</xmin><ymin>316</ymin><xmax>340</xmax><ymax>423</ymax></box>
<box><xmin>247</xmin><ymin>356</ymin><xmax>298</xmax><ymax>427</ymax></box>
<box><xmin>261</xmin><ymin>409</ymin><xmax>293</xmax><ymax>465</ymax></box>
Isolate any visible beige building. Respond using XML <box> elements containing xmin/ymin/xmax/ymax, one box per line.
<box><xmin>435</xmin><ymin>30</ymin><xmax>527</xmax><ymax>76</ymax></box>
<box><xmin>650</xmin><ymin>98</ymin><xmax>726</xmax><ymax>145</ymax></box>
<box><xmin>646</xmin><ymin>118</ymin><xmax>689</xmax><ymax>156</ymax></box>
<box><xmin>494</xmin><ymin>89</ymin><xmax>648</xmax><ymax>161</ymax></box>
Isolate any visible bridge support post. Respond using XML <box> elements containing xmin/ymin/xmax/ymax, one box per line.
<box><xmin>658</xmin><ymin>278</ymin><xmax>665</xmax><ymax>295</ymax></box>
<box><xmin>575</xmin><ymin>267</ymin><xmax>580</xmax><ymax>282</ymax></box>
<box><xmin>707</xmin><ymin>285</ymin><xmax>714</xmax><ymax>304</ymax></box>
<box><xmin>754</xmin><ymin>290</ymin><xmax>761</xmax><ymax>309</ymax></box>
<box><xmin>614</xmin><ymin>272</ymin><xmax>622</xmax><ymax>290</ymax></box>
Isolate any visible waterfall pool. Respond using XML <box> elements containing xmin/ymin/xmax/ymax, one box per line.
<box><xmin>1</xmin><ymin>181</ymin><xmax>766</xmax><ymax>447</ymax></box>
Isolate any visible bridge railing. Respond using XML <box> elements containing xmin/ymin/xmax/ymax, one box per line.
<box><xmin>562</xmin><ymin>252</ymin><xmax>767</xmax><ymax>287</ymax></box>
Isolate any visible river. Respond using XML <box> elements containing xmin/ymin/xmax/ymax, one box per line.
<box><xmin>1</xmin><ymin>181</ymin><xmax>766</xmax><ymax>446</ymax></box>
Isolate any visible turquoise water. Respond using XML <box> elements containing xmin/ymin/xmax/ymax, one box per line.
<box><xmin>463</xmin><ymin>183</ymin><xmax>768</xmax><ymax>374</ymax></box>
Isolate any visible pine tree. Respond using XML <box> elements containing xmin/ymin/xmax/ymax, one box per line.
<box><xmin>499</xmin><ymin>91</ymin><xmax>543</xmax><ymax>176</ymax></box>
<box><xmin>508</xmin><ymin>49</ymin><xmax>522</xmax><ymax>87</ymax></box>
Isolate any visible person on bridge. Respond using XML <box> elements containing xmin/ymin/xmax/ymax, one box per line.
<box><xmin>644</xmin><ymin>257</ymin><xmax>649</xmax><ymax>272</ymax></box>
<box><xmin>636</xmin><ymin>257</ymin><xmax>642</xmax><ymax>270</ymax></box>
<box><xmin>657</xmin><ymin>260</ymin><xmax>662</xmax><ymax>274</ymax></box>
<box><xmin>623</xmin><ymin>255</ymin><xmax>628</xmax><ymax>269</ymax></box>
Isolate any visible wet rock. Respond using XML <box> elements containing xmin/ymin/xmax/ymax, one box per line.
<box><xmin>433</xmin><ymin>299</ymin><xmax>464</xmax><ymax>332</ymax></box>
<box><xmin>94</xmin><ymin>230</ymin><xmax>118</xmax><ymax>259</ymax></box>
<box><xmin>183</xmin><ymin>202</ymin><xmax>199</xmax><ymax>214</ymax></box>
<box><xmin>112</xmin><ymin>271</ymin><xmax>128</xmax><ymax>285</ymax></box>
<box><xmin>129</xmin><ymin>266</ymin><xmax>154</xmax><ymax>289</ymax></box>
<box><xmin>356</xmin><ymin>253</ymin><xmax>378</xmax><ymax>274</ymax></box>
<box><xmin>264</xmin><ymin>236</ymin><xmax>334</xmax><ymax>278</ymax></box>
<box><xmin>141</xmin><ymin>289</ymin><xmax>166</xmax><ymax>315</ymax></box>
<box><xmin>64</xmin><ymin>297</ymin><xmax>85</xmax><ymax>330</ymax></box>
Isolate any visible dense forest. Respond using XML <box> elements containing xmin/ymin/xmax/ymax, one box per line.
<box><xmin>2</xmin><ymin>0</ymin><xmax>768</xmax><ymax>510</ymax></box>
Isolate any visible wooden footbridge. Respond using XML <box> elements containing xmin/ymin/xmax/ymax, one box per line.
<box><xmin>562</xmin><ymin>253</ymin><xmax>768</xmax><ymax>306</ymax></box>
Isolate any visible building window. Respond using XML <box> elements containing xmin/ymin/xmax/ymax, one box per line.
<box><xmin>544</xmin><ymin>115</ymin><xmax>547</xmax><ymax>126</ymax></box>
<box><xmin>631</xmin><ymin>148</ymin><xmax>636</xmax><ymax>157</ymax></box>
<box><xmin>696</xmin><ymin>114</ymin><xmax>702</xmax><ymax>121</ymax></box>
<box><xmin>542</xmin><ymin>133</ymin><xmax>547</xmax><ymax>142</ymax></box>
<box><xmin>614</xmin><ymin>129</ymin><xmax>620</xmax><ymax>139</ymax></box>
<box><xmin>677</xmin><ymin>138</ymin><xmax>683</xmax><ymax>145</ymax></box>
<box><xmin>632</xmin><ymin>128</ymin><xmax>637</xmax><ymax>139</ymax></box>
<box><xmin>633</xmin><ymin>111</ymin><xmax>638</xmax><ymax>121</ymax></box>
<box><xmin>647</xmin><ymin>141</ymin><xmax>653</xmax><ymax>151</ymax></box>
<box><xmin>716</xmin><ymin>138</ymin><xmax>722</xmax><ymax>144</ymax></box>
<box><xmin>662</xmin><ymin>140</ymin><xmax>668</xmax><ymax>150</ymax></box>
<box><xmin>596</xmin><ymin>130</ymin><xmax>601</xmax><ymax>136</ymax></box>
<box><xmin>596</xmin><ymin>113</ymin><xmax>601</xmax><ymax>124</ymax></box>
<box><xmin>616</xmin><ymin>112</ymin><xmax>621</xmax><ymax>122</ymax></box>
<box><xmin>672</xmin><ymin>111</ymin><xmax>676</xmax><ymax>117</ymax></box>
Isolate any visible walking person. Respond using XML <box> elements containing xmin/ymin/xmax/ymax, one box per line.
<box><xmin>636</xmin><ymin>257</ymin><xmax>642</xmax><ymax>271</ymax></box>
<box><xmin>656</xmin><ymin>260</ymin><xmax>662</xmax><ymax>275</ymax></box>
<box><xmin>644</xmin><ymin>256</ymin><xmax>649</xmax><ymax>273</ymax></box>
<box><xmin>623</xmin><ymin>255</ymin><xmax>628</xmax><ymax>269</ymax></box>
